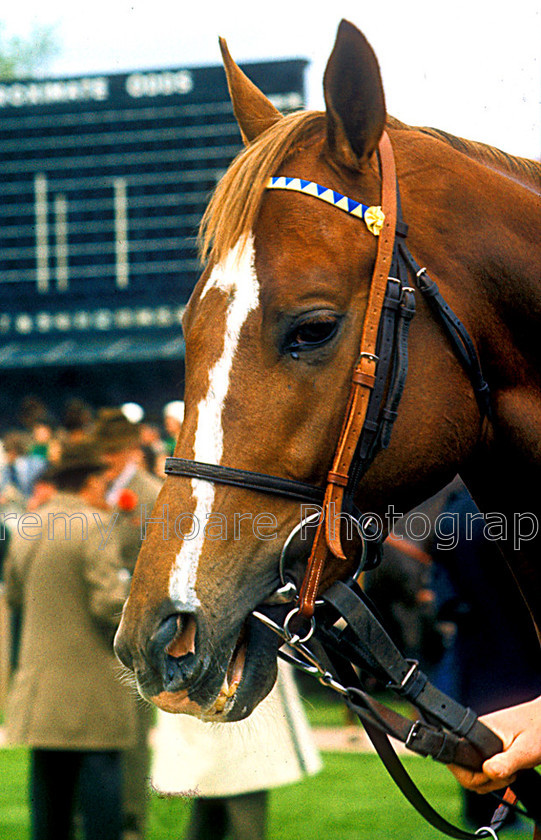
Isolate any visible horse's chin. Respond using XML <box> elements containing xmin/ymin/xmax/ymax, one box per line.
<box><xmin>151</xmin><ymin>690</ymin><xmax>203</xmax><ymax>716</ymax></box>
<box><xmin>151</xmin><ymin>612</ymin><xmax>281</xmax><ymax>722</ymax></box>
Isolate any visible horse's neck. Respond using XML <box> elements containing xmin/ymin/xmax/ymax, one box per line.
<box><xmin>453</xmin><ymin>158</ymin><xmax>541</xmax><ymax>628</ymax></box>
<box><xmin>462</xmin><ymin>446</ymin><xmax>541</xmax><ymax>633</ymax></box>
<box><xmin>395</xmin><ymin>132</ymin><xmax>541</xmax><ymax>621</ymax></box>
<box><xmin>478</xmin><ymin>167</ymin><xmax>541</xmax><ymax>453</ymax></box>
<box><xmin>481</xmin><ymin>175</ymin><xmax>541</xmax><ymax>363</ymax></box>
<box><xmin>406</xmin><ymin>137</ymin><xmax>541</xmax><ymax>450</ymax></box>
<box><xmin>480</xmin><ymin>174</ymin><xmax>541</xmax><ymax>458</ymax></box>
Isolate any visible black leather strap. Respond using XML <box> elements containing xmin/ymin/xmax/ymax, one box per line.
<box><xmin>379</xmin><ymin>285</ymin><xmax>416</xmax><ymax>449</ymax></box>
<box><xmin>316</xmin><ymin>580</ymin><xmax>541</xmax><ymax>826</ymax></box>
<box><xmin>400</xmin><ymin>244</ymin><xmax>492</xmax><ymax>419</ymax></box>
<box><xmin>164</xmin><ymin>457</ymin><xmax>325</xmax><ymax>505</ymax></box>
<box><xmin>355</xmin><ymin>277</ymin><xmax>402</xmax><ymax>464</ymax></box>
<box><xmin>320</xmin><ymin>581</ymin><xmax>503</xmax><ymax>755</ymax></box>
<box><xmin>362</xmin><ymin>724</ymin><xmax>491</xmax><ymax>839</ymax></box>
<box><xmin>348</xmin><ymin>190</ymin><xmax>412</xmax><ymax>484</ymax></box>
<box><xmin>313</xmin><ymin>642</ymin><xmax>499</xmax><ymax>840</ymax></box>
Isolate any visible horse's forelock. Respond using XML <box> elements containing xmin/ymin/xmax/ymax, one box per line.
<box><xmin>198</xmin><ymin>110</ymin><xmax>326</xmax><ymax>266</ymax></box>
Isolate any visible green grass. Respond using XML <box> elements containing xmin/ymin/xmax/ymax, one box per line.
<box><xmin>0</xmin><ymin>747</ymin><xmax>30</xmax><ymax>840</ymax></box>
<box><xmin>0</xmin><ymin>688</ymin><xmax>530</xmax><ymax>838</ymax></box>
<box><xmin>298</xmin><ymin>684</ymin><xmax>348</xmax><ymax>728</ymax></box>
<box><xmin>0</xmin><ymin>742</ymin><xmax>530</xmax><ymax>840</ymax></box>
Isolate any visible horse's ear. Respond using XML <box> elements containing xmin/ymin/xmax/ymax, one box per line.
<box><xmin>323</xmin><ymin>20</ymin><xmax>386</xmax><ymax>170</ymax></box>
<box><xmin>219</xmin><ymin>37</ymin><xmax>283</xmax><ymax>145</ymax></box>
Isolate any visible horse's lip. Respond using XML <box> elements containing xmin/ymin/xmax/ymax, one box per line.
<box><xmin>191</xmin><ymin>589</ymin><xmax>288</xmax><ymax>719</ymax></box>
<box><xmin>143</xmin><ymin>620</ymin><xmax>249</xmax><ymax>717</ymax></box>
<box><xmin>135</xmin><ymin>670</ymin><xmax>168</xmax><ymax>701</ymax></box>
<box><xmin>151</xmin><ymin>688</ymin><xmax>203</xmax><ymax>716</ymax></box>
<box><xmin>201</xmin><ymin>634</ymin><xmax>248</xmax><ymax>719</ymax></box>
<box><xmin>209</xmin><ymin>612</ymin><xmax>282</xmax><ymax>721</ymax></box>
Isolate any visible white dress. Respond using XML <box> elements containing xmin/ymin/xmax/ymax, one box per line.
<box><xmin>151</xmin><ymin>662</ymin><xmax>322</xmax><ymax>797</ymax></box>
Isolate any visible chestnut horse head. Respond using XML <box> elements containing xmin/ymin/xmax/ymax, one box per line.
<box><xmin>115</xmin><ymin>21</ymin><xmax>541</xmax><ymax>720</ymax></box>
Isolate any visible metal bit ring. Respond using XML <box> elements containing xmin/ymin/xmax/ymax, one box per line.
<box><xmin>283</xmin><ymin>607</ymin><xmax>316</xmax><ymax>645</ymax></box>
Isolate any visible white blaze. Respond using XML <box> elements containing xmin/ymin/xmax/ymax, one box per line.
<box><xmin>168</xmin><ymin>235</ymin><xmax>260</xmax><ymax>608</ymax></box>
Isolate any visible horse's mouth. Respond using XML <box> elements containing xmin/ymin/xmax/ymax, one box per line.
<box><xmin>202</xmin><ymin>626</ymin><xmax>248</xmax><ymax>719</ymax></box>
<box><xmin>149</xmin><ymin>611</ymin><xmax>280</xmax><ymax>721</ymax></box>
<box><xmin>206</xmin><ymin>613</ymin><xmax>282</xmax><ymax>721</ymax></box>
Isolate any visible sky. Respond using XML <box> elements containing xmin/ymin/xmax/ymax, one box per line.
<box><xmin>2</xmin><ymin>1</ymin><xmax>540</xmax><ymax>159</ymax></box>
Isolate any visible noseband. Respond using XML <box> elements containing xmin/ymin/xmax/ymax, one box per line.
<box><xmin>165</xmin><ymin>130</ymin><xmax>491</xmax><ymax>613</ymax></box>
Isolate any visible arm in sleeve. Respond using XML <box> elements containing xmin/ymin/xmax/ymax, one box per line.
<box><xmin>82</xmin><ymin>526</ymin><xmax>130</xmax><ymax>627</ymax></box>
<box><xmin>3</xmin><ymin>532</ymin><xmax>34</xmax><ymax>609</ymax></box>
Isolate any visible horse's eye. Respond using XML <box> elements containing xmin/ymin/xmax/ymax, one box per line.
<box><xmin>286</xmin><ymin>315</ymin><xmax>340</xmax><ymax>354</ymax></box>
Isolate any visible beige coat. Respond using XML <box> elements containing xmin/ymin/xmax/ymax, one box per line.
<box><xmin>4</xmin><ymin>493</ymin><xmax>136</xmax><ymax>750</ymax></box>
<box><xmin>151</xmin><ymin>662</ymin><xmax>321</xmax><ymax>797</ymax></box>
<box><xmin>111</xmin><ymin>467</ymin><xmax>162</xmax><ymax>573</ymax></box>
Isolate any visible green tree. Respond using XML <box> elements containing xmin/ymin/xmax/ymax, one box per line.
<box><xmin>0</xmin><ymin>23</ymin><xmax>59</xmax><ymax>80</ymax></box>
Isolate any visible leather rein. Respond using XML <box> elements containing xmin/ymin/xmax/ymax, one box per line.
<box><xmin>164</xmin><ymin>132</ymin><xmax>540</xmax><ymax>837</ymax></box>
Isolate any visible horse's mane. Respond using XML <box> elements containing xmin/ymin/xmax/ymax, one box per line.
<box><xmin>387</xmin><ymin>115</ymin><xmax>541</xmax><ymax>193</ymax></box>
<box><xmin>199</xmin><ymin>110</ymin><xmax>540</xmax><ymax>266</ymax></box>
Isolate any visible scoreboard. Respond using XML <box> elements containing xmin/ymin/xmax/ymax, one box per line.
<box><xmin>0</xmin><ymin>60</ymin><xmax>306</xmax><ymax>372</ymax></box>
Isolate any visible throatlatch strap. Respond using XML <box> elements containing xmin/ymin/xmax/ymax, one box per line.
<box><xmin>400</xmin><ymin>245</ymin><xmax>492</xmax><ymax>419</ymax></box>
<box><xmin>297</xmin><ymin>130</ymin><xmax>398</xmax><ymax>620</ymax></box>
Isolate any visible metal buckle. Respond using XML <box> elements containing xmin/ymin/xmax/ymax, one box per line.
<box><xmin>387</xmin><ymin>659</ymin><xmax>419</xmax><ymax>692</ymax></box>
<box><xmin>359</xmin><ymin>351</ymin><xmax>379</xmax><ymax>362</ymax></box>
<box><xmin>405</xmin><ymin>720</ymin><xmax>423</xmax><ymax>749</ymax></box>
<box><xmin>400</xmin><ymin>287</ymin><xmax>416</xmax><ymax>313</ymax></box>
<box><xmin>415</xmin><ymin>266</ymin><xmax>430</xmax><ymax>292</ymax></box>
<box><xmin>283</xmin><ymin>607</ymin><xmax>315</xmax><ymax>645</ymax></box>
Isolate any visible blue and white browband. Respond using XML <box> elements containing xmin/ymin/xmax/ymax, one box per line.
<box><xmin>265</xmin><ymin>176</ymin><xmax>385</xmax><ymax>236</ymax></box>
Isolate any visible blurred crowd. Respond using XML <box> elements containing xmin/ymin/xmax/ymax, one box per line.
<box><xmin>0</xmin><ymin>394</ymin><xmax>182</xmax><ymax>840</ymax></box>
<box><xmin>0</xmin><ymin>393</ymin><xmax>321</xmax><ymax>840</ymax></box>
<box><xmin>0</xmin><ymin>395</ymin><xmax>185</xmax><ymax>516</ymax></box>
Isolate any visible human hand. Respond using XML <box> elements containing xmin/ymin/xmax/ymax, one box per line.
<box><xmin>448</xmin><ymin>696</ymin><xmax>541</xmax><ymax>793</ymax></box>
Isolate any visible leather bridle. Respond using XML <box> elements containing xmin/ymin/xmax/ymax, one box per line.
<box><xmin>165</xmin><ymin>130</ymin><xmax>490</xmax><ymax>614</ymax></box>
<box><xmin>164</xmin><ymin>132</ymin><xmax>540</xmax><ymax>837</ymax></box>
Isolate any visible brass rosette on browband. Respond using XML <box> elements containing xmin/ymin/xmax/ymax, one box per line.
<box><xmin>266</xmin><ymin>176</ymin><xmax>385</xmax><ymax>236</ymax></box>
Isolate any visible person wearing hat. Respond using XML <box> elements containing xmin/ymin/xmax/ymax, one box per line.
<box><xmin>93</xmin><ymin>408</ymin><xmax>162</xmax><ymax>840</ymax></box>
<box><xmin>3</xmin><ymin>441</ymin><xmax>136</xmax><ymax>840</ymax></box>
<box><xmin>93</xmin><ymin>408</ymin><xmax>162</xmax><ymax>568</ymax></box>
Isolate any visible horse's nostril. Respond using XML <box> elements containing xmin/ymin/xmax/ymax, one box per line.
<box><xmin>165</xmin><ymin>614</ymin><xmax>196</xmax><ymax>658</ymax></box>
<box><xmin>148</xmin><ymin>612</ymin><xmax>199</xmax><ymax>692</ymax></box>
<box><xmin>148</xmin><ymin>613</ymin><xmax>180</xmax><ymax>665</ymax></box>
<box><xmin>163</xmin><ymin>649</ymin><xmax>199</xmax><ymax>692</ymax></box>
